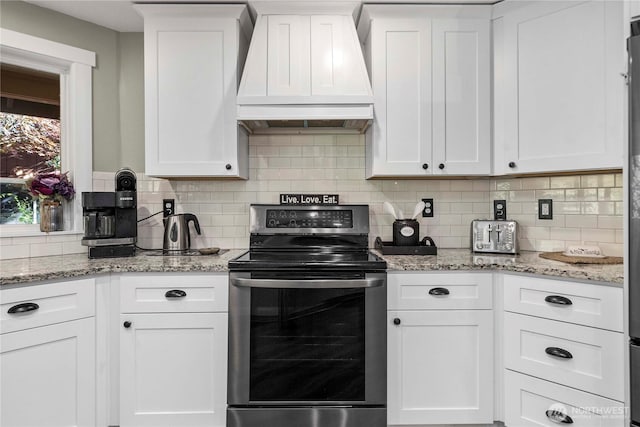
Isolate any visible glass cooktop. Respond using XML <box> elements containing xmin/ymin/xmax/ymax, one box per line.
<box><xmin>228</xmin><ymin>250</ymin><xmax>387</xmax><ymax>271</ymax></box>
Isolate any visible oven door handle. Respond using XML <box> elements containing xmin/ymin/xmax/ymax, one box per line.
<box><xmin>230</xmin><ymin>277</ymin><xmax>385</xmax><ymax>289</ymax></box>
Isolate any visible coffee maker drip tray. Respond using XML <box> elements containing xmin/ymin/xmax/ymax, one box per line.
<box><xmin>81</xmin><ymin>237</ymin><xmax>136</xmax><ymax>247</ymax></box>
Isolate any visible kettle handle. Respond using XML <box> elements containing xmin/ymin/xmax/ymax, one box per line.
<box><xmin>185</xmin><ymin>214</ymin><xmax>201</xmax><ymax>235</ymax></box>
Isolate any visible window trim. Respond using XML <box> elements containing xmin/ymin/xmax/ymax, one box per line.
<box><xmin>0</xmin><ymin>29</ymin><xmax>95</xmax><ymax>237</ymax></box>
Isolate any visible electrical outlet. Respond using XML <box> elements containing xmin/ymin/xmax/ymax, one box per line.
<box><xmin>494</xmin><ymin>200</ymin><xmax>507</xmax><ymax>220</ymax></box>
<box><xmin>163</xmin><ymin>199</ymin><xmax>175</xmax><ymax>218</ymax></box>
<box><xmin>538</xmin><ymin>199</ymin><xmax>553</xmax><ymax>220</ymax></box>
<box><xmin>422</xmin><ymin>198</ymin><xmax>434</xmax><ymax>217</ymax></box>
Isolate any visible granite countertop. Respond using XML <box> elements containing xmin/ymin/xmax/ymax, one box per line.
<box><xmin>375</xmin><ymin>249</ymin><xmax>624</xmax><ymax>286</ymax></box>
<box><xmin>0</xmin><ymin>248</ymin><xmax>624</xmax><ymax>286</ymax></box>
<box><xmin>0</xmin><ymin>249</ymin><xmax>246</xmax><ymax>286</ymax></box>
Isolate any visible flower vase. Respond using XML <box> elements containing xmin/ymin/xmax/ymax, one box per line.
<box><xmin>40</xmin><ymin>200</ymin><xmax>63</xmax><ymax>232</ymax></box>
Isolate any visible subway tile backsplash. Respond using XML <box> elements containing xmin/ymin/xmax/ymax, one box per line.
<box><xmin>0</xmin><ymin>134</ymin><xmax>624</xmax><ymax>259</ymax></box>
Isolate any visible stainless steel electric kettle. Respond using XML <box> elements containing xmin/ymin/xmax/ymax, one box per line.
<box><xmin>163</xmin><ymin>213</ymin><xmax>201</xmax><ymax>252</ymax></box>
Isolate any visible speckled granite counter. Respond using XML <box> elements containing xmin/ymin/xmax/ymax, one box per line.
<box><xmin>0</xmin><ymin>250</ymin><xmax>246</xmax><ymax>286</ymax></box>
<box><xmin>375</xmin><ymin>249</ymin><xmax>624</xmax><ymax>286</ymax></box>
<box><xmin>0</xmin><ymin>249</ymin><xmax>623</xmax><ymax>286</ymax></box>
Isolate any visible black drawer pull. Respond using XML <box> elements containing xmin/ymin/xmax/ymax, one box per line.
<box><xmin>393</xmin><ymin>318</ymin><xmax>401</xmax><ymax>325</ymax></box>
<box><xmin>428</xmin><ymin>287</ymin><xmax>450</xmax><ymax>296</ymax></box>
<box><xmin>8</xmin><ymin>302</ymin><xmax>40</xmax><ymax>314</ymax></box>
<box><xmin>123</xmin><ymin>321</ymin><xmax>132</xmax><ymax>328</ymax></box>
<box><xmin>545</xmin><ymin>295</ymin><xmax>573</xmax><ymax>306</ymax></box>
<box><xmin>545</xmin><ymin>347</ymin><xmax>573</xmax><ymax>359</ymax></box>
<box><xmin>165</xmin><ymin>289</ymin><xmax>187</xmax><ymax>299</ymax></box>
<box><xmin>545</xmin><ymin>409</ymin><xmax>573</xmax><ymax>424</ymax></box>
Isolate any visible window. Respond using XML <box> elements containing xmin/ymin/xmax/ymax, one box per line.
<box><xmin>0</xmin><ymin>29</ymin><xmax>95</xmax><ymax>236</ymax></box>
<box><xmin>1</xmin><ymin>64</ymin><xmax>61</xmax><ymax>225</ymax></box>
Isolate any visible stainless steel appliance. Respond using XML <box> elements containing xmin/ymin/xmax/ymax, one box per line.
<box><xmin>162</xmin><ymin>213</ymin><xmax>201</xmax><ymax>253</ymax></box>
<box><xmin>227</xmin><ymin>204</ymin><xmax>387</xmax><ymax>427</ymax></box>
<box><xmin>628</xmin><ymin>23</ymin><xmax>640</xmax><ymax>426</ymax></box>
<box><xmin>471</xmin><ymin>219</ymin><xmax>518</xmax><ymax>254</ymax></box>
<box><xmin>81</xmin><ymin>168</ymin><xmax>137</xmax><ymax>258</ymax></box>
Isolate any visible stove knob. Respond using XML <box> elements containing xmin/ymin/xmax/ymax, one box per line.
<box><xmin>476</xmin><ymin>243</ymin><xmax>483</xmax><ymax>250</ymax></box>
<box><xmin>268</xmin><ymin>219</ymin><xmax>276</xmax><ymax>227</ymax></box>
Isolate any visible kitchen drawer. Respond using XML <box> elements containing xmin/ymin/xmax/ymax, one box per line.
<box><xmin>1</xmin><ymin>278</ymin><xmax>95</xmax><ymax>334</ymax></box>
<box><xmin>503</xmin><ymin>274</ymin><xmax>623</xmax><ymax>332</ymax></box>
<box><xmin>504</xmin><ymin>312</ymin><xmax>624</xmax><ymax>401</ymax></box>
<box><xmin>504</xmin><ymin>370</ymin><xmax>624</xmax><ymax>427</ymax></box>
<box><xmin>120</xmin><ymin>273</ymin><xmax>228</xmax><ymax>313</ymax></box>
<box><xmin>388</xmin><ymin>272</ymin><xmax>492</xmax><ymax>310</ymax></box>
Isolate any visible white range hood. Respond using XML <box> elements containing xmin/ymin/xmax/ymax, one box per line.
<box><xmin>237</xmin><ymin>2</ymin><xmax>373</xmax><ymax>133</ymax></box>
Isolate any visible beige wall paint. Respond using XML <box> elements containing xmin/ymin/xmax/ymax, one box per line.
<box><xmin>0</xmin><ymin>1</ymin><xmax>146</xmax><ymax>172</ymax></box>
<box><xmin>117</xmin><ymin>33</ymin><xmax>145</xmax><ymax>172</ymax></box>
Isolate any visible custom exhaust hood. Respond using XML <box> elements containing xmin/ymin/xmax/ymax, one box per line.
<box><xmin>237</xmin><ymin>2</ymin><xmax>373</xmax><ymax>133</ymax></box>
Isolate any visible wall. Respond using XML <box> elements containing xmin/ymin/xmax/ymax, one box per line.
<box><xmin>99</xmin><ymin>135</ymin><xmax>621</xmax><ymax>257</ymax></box>
<box><xmin>0</xmin><ymin>133</ymin><xmax>623</xmax><ymax>259</ymax></box>
<box><xmin>0</xmin><ymin>1</ymin><xmax>145</xmax><ymax>172</ymax></box>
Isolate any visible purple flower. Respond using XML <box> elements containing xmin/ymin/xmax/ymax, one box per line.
<box><xmin>27</xmin><ymin>171</ymin><xmax>75</xmax><ymax>201</ymax></box>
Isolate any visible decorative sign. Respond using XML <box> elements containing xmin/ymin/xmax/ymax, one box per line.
<box><xmin>280</xmin><ymin>194</ymin><xmax>339</xmax><ymax>205</ymax></box>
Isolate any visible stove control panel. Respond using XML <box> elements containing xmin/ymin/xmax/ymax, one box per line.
<box><xmin>266</xmin><ymin>209</ymin><xmax>353</xmax><ymax>229</ymax></box>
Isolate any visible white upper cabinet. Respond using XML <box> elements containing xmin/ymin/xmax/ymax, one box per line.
<box><xmin>493</xmin><ymin>1</ymin><xmax>625</xmax><ymax>175</ymax></box>
<box><xmin>360</xmin><ymin>6</ymin><xmax>491</xmax><ymax>178</ymax></box>
<box><xmin>136</xmin><ymin>5</ymin><xmax>252</xmax><ymax>178</ymax></box>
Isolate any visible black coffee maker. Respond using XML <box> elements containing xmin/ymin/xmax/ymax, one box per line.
<box><xmin>81</xmin><ymin>168</ymin><xmax>137</xmax><ymax>259</ymax></box>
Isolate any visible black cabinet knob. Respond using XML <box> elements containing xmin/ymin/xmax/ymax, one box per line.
<box><xmin>422</xmin><ymin>163</ymin><xmax>429</xmax><ymax>170</ymax></box>
<box><xmin>508</xmin><ymin>161</ymin><xmax>516</xmax><ymax>168</ymax></box>
<box><xmin>225</xmin><ymin>164</ymin><xmax>232</xmax><ymax>170</ymax></box>
<box><xmin>123</xmin><ymin>321</ymin><xmax>132</xmax><ymax>329</ymax></box>
<box><xmin>393</xmin><ymin>318</ymin><xmax>401</xmax><ymax>325</ymax></box>
<box><xmin>438</xmin><ymin>163</ymin><xmax>445</xmax><ymax>170</ymax></box>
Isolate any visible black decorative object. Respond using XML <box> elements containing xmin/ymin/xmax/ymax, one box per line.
<box><xmin>374</xmin><ymin>236</ymin><xmax>437</xmax><ymax>255</ymax></box>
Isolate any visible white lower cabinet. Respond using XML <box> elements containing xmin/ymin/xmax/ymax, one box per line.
<box><xmin>0</xmin><ymin>279</ymin><xmax>97</xmax><ymax>427</ymax></box>
<box><xmin>387</xmin><ymin>310</ymin><xmax>494</xmax><ymax>425</ymax></box>
<box><xmin>0</xmin><ymin>317</ymin><xmax>96</xmax><ymax>427</ymax></box>
<box><xmin>505</xmin><ymin>370</ymin><xmax>625</xmax><ymax>427</ymax></box>
<box><xmin>119</xmin><ymin>313</ymin><xmax>228</xmax><ymax>427</ymax></box>
<box><xmin>118</xmin><ymin>273</ymin><xmax>229</xmax><ymax>427</ymax></box>
<box><xmin>502</xmin><ymin>275</ymin><xmax>624</xmax><ymax>427</ymax></box>
<box><xmin>387</xmin><ymin>272</ymin><xmax>494</xmax><ymax>425</ymax></box>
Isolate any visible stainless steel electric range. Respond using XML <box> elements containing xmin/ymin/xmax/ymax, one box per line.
<box><xmin>227</xmin><ymin>204</ymin><xmax>387</xmax><ymax>427</ymax></box>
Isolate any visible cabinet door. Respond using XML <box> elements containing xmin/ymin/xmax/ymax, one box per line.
<box><xmin>267</xmin><ymin>15</ymin><xmax>311</xmax><ymax>97</ymax></box>
<box><xmin>120</xmin><ymin>312</ymin><xmax>228</xmax><ymax>427</ymax></box>
<box><xmin>367</xmin><ymin>18</ymin><xmax>433</xmax><ymax>177</ymax></box>
<box><xmin>1</xmin><ymin>318</ymin><xmax>96</xmax><ymax>427</ymax></box>
<box><xmin>142</xmin><ymin>9</ymin><xmax>247</xmax><ymax>177</ymax></box>
<box><xmin>387</xmin><ymin>310</ymin><xmax>493</xmax><ymax>425</ymax></box>
<box><xmin>432</xmin><ymin>18</ymin><xmax>491</xmax><ymax>175</ymax></box>
<box><xmin>495</xmin><ymin>1</ymin><xmax>624</xmax><ymax>174</ymax></box>
<box><xmin>310</xmin><ymin>15</ymin><xmax>373</xmax><ymax>97</ymax></box>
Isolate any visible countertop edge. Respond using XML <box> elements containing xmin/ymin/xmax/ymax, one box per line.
<box><xmin>0</xmin><ymin>250</ymin><xmax>624</xmax><ymax>287</ymax></box>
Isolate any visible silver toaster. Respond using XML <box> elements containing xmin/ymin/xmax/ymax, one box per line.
<box><xmin>471</xmin><ymin>220</ymin><xmax>518</xmax><ymax>254</ymax></box>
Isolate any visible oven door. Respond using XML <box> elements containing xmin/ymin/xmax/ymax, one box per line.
<box><xmin>228</xmin><ymin>271</ymin><xmax>386</xmax><ymax>407</ymax></box>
